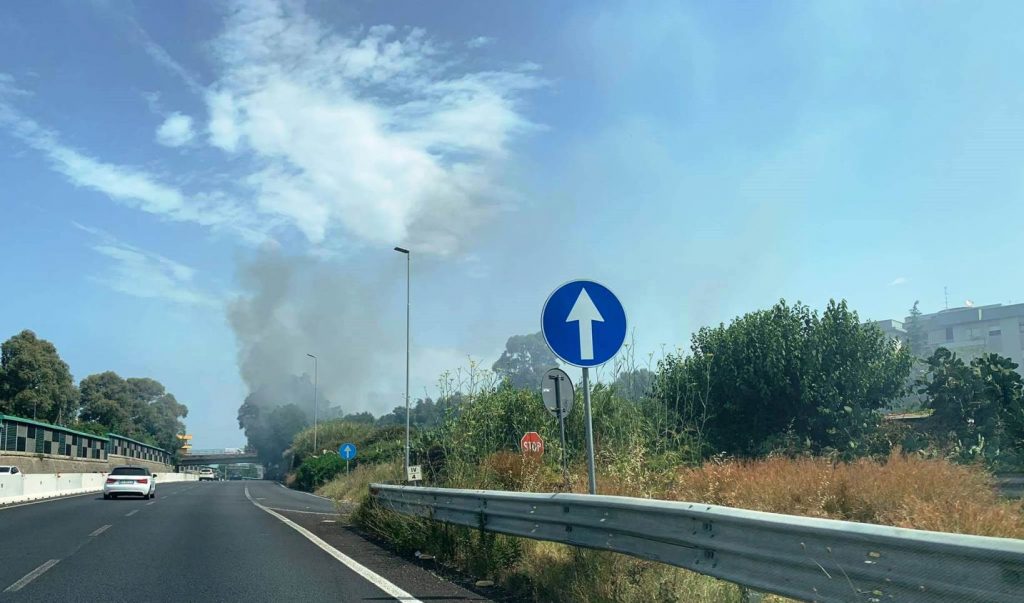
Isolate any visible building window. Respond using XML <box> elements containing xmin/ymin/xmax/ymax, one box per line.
<box><xmin>989</xmin><ymin>329</ymin><xmax>1002</xmax><ymax>337</ymax></box>
<box><xmin>946</xmin><ymin>327</ymin><xmax>954</xmax><ymax>342</ymax></box>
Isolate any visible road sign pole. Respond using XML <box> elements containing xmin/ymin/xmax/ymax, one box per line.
<box><xmin>542</xmin><ymin>280</ymin><xmax>625</xmax><ymax>496</ymax></box>
<box><xmin>582</xmin><ymin>367</ymin><xmax>596</xmax><ymax>494</ymax></box>
<box><xmin>552</xmin><ymin>374</ymin><xmax>568</xmax><ymax>483</ymax></box>
<box><xmin>346</xmin><ymin>459</ymin><xmax>350</xmax><ymax>476</ymax></box>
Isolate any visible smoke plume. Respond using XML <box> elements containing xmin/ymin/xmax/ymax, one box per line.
<box><xmin>229</xmin><ymin>249</ymin><xmax>401</xmax><ymax>417</ymax></box>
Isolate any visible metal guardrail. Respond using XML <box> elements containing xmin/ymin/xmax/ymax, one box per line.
<box><xmin>369</xmin><ymin>484</ymin><xmax>1024</xmax><ymax>602</ymax></box>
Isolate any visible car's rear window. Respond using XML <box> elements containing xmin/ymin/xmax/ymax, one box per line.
<box><xmin>110</xmin><ymin>467</ymin><xmax>149</xmax><ymax>476</ymax></box>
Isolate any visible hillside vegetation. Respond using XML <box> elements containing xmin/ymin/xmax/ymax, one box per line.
<box><xmin>282</xmin><ymin>300</ymin><xmax>1024</xmax><ymax>602</ymax></box>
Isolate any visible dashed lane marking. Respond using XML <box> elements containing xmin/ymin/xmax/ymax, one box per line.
<box><xmin>89</xmin><ymin>525</ymin><xmax>111</xmax><ymax>537</ymax></box>
<box><xmin>3</xmin><ymin>559</ymin><xmax>60</xmax><ymax>593</ymax></box>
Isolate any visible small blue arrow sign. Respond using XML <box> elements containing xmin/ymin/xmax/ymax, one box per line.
<box><xmin>338</xmin><ymin>443</ymin><xmax>357</xmax><ymax>460</ymax></box>
<box><xmin>542</xmin><ymin>280</ymin><xmax>627</xmax><ymax>367</ymax></box>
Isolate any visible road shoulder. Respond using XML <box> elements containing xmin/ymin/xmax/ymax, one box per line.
<box><xmin>275</xmin><ymin>500</ymin><xmax>497</xmax><ymax>602</ymax></box>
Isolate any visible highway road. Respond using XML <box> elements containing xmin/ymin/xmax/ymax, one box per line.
<box><xmin>0</xmin><ymin>480</ymin><xmax>488</xmax><ymax>602</ymax></box>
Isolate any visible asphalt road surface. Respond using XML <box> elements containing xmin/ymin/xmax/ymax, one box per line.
<box><xmin>0</xmin><ymin>480</ymin><xmax>489</xmax><ymax>602</ymax></box>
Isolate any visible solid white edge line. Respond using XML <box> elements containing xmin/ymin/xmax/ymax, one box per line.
<box><xmin>89</xmin><ymin>524</ymin><xmax>111</xmax><ymax>537</ymax></box>
<box><xmin>274</xmin><ymin>481</ymin><xmax>334</xmax><ymax>502</ymax></box>
<box><xmin>3</xmin><ymin>559</ymin><xmax>60</xmax><ymax>592</ymax></box>
<box><xmin>245</xmin><ymin>486</ymin><xmax>420</xmax><ymax>603</ymax></box>
<box><xmin>265</xmin><ymin>507</ymin><xmax>336</xmax><ymax>515</ymax></box>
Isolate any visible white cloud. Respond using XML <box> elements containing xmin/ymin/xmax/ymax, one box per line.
<box><xmin>466</xmin><ymin>36</ymin><xmax>494</xmax><ymax>49</ymax></box>
<box><xmin>155</xmin><ymin>112</ymin><xmax>195</xmax><ymax>147</ymax></box>
<box><xmin>0</xmin><ymin>98</ymin><xmax>264</xmax><ymax>240</ymax></box>
<box><xmin>889</xmin><ymin>276</ymin><xmax>908</xmax><ymax>286</ymax></box>
<box><xmin>206</xmin><ymin>90</ymin><xmax>242</xmax><ymax>152</ymax></box>
<box><xmin>73</xmin><ymin>223</ymin><xmax>219</xmax><ymax>307</ymax></box>
<box><xmin>0</xmin><ymin>72</ymin><xmax>30</xmax><ymax>97</ymax></box>
<box><xmin>201</xmin><ymin>0</ymin><xmax>542</xmax><ymax>254</ymax></box>
<box><xmin>2</xmin><ymin>2</ymin><xmax>541</xmax><ymax>256</ymax></box>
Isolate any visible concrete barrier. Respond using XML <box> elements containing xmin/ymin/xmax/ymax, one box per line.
<box><xmin>0</xmin><ymin>474</ymin><xmax>24</xmax><ymax>498</ymax></box>
<box><xmin>0</xmin><ymin>471</ymin><xmax>199</xmax><ymax>506</ymax></box>
<box><xmin>22</xmin><ymin>474</ymin><xmax>58</xmax><ymax>497</ymax></box>
<box><xmin>153</xmin><ymin>472</ymin><xmax>196</xmax><ymax>483</ymax></box>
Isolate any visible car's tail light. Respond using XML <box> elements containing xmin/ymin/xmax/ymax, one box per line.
<box><xmin>106</xmin><ymin>478</ymin><xmax>116</xmax><ymax>484</ymax></box>
<box><xmin>137</xmin><ymin>479</ymin><xmax>148</xmax><ymax>484</ymax></box>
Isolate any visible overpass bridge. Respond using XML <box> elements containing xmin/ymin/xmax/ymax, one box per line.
<box><xmin>179</xmin><ymin>450</ymin><xmax>259</xmax><ymax>466</ymax></box>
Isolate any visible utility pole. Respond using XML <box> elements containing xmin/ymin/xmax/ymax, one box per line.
<box><xmin>394</xmin><ymin>246</ymin><xmax>411</xmax><ymax>478</ymax></box>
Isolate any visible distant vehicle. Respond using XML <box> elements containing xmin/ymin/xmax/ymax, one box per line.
<box><xmin>0</xmin><ymin>466</ymin><xmax>22</xmax><ymax>475</ymax></box>
<box><xmin>198</xmin><ymin>467</ymin><xmax>216</xmax><ymax>481</ymax></box>
<box><xmin>103</xmin><ymin>466</ymin><xmax>156</xmax><ymax>499</ymax></box>
<box><xmin>229</xmin><ymin>475</ymin><xmax>241</xmax><ymax>481</ymax></box>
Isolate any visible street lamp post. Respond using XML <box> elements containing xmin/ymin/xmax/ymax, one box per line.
<box><xmin>306</xmin><ymin>353</ymin><xmax>318</xmax><ymax>452</ymax></box>
<box><xmin>394</xmin><ymin>246</ymin><xmax>411</xmax><ymax>478</ymax></box>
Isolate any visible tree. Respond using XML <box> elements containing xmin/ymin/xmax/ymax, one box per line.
<box><xmin>612</xmin><ymin>368</ymin><xmax>655</xmax><ymax>402</ymax></box>
<box><xmin>654</xmin><ymin>300</ymin><xmax>911</xmax><ymax>458</ymax></box>
<box><xmin>905</xmin><ymin>301</ymin><xmax>927</xmax><ymax>357</ymax></box>
<box><xmin>79</xmin><ymin>372</ymin><xmax>133</xmax><ymax>433</ymax></box>
<box><xmin>376</xmin><ymin>396</ymin><xmax>456</xmax><ymax>428</ymax></box>
<box><xmin>0</xmin><ymin>330</ymin><xmax>79</xmax><ymax>423</ymax></box>
<box><xmin>341</xmin><ymin>411</ymin><xmax>376</xmax><ymax>424</ymax></box>
<box><xmin>918</xmin><ymin>349</ymin><xmax>1024</xmax><ymax>462</ymax></box>
<box><xmin>140</xmin><ymin>390</ymin><xmax>189</xmax><ymax>453</ymax></box>
<box><xmin>492</xmin><ymin>332</ymin><xmax>560</xmax><ymax>390</ymax></box>
<box><xmin>236</xmin><ymin>379</ymin><xmax>313</xmax><ymax>476</ymax></box>
<box><xmin>237</xmin><ymin>401</ymin><xmax>308</xmax><ymax>476</ymax></box>
<box><xmin>79</xmin><ymin>373</ymin><xmax>188</xmax><ymax>450</ymax></box>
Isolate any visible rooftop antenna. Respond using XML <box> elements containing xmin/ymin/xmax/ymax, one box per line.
<box><xmin>944</xmin><ymin>286</ymin><xmax>949</xmax><ymax>310</ymax></box>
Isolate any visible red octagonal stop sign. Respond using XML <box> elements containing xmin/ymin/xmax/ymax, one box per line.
<box><xmin>520</xmin><ymin>431</ymin><xmax>544</xmax><ymax>457</ymax></box>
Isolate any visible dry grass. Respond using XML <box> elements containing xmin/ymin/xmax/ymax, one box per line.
<box><xmin>349</xmin><ymin>451</ymin><xmax>1023</xmax><ymax>602</ymax></box>
<box><xmin>317</xmin><ymin>460</ymin><xmax>402</xmax><ymax>504</ymax></box>
<box><xmin>665</xmin><ymin>451</ymin><xmax>1024</xmax><ymax>538</ymax></box>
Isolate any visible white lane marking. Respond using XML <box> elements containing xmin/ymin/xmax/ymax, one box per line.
<box><xmin>89</xmin><ymin>525</ymin><xmax>111</xmax><ymax>537</ymax></box>
<box><xmin>125</xmin><ymin>509</ymin><xmax>138</xmax><ymax>517</ymax></box>
<box><xmin>245</xmin><ymin>487</ymin><xmax>420</xmax><ymax>603</ymax></box>
<box><xmin>146</xmin><ymin>501</ymin><xmax>156</xmax><ymax>506</ymax></box>
<box><xmin>0</xmin><ymin>491</ymin><xmax>96</xmax><ymax>512</ymax></box>
<box><xmin>3</xmin><ymin>559</ymin><xmax>60</xmax><ymax>592</ymax></box>
<box><xmin>265</xmin><ymin>507</ymin><xmax>336</xmax><ymax>515</ymax></box>
<box><xmin>268</xmin><ymin>482</ymin><xmax>334</xmax><ymax>502</ymax></box>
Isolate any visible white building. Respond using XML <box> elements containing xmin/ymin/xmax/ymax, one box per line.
<box><xmin>875</xmin><ymin>303</ymin><xmax>1024</xmax><ymax>371</ymax></box>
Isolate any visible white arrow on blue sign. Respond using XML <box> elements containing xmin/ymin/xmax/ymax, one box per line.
<box><xmin>541</xmin><ymin>280</ymin><xmax>627</xmax><ymax>367</ymax></box>
<box><xmin>338</xmin><ymin>443</ymin><xmax>357</xmax><ymax>460</ymax></box>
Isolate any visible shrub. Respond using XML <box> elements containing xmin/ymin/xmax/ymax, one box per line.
<box><xmin>293</xmin><ymin>453</ymin><xmax>346</xmax><ymax>492</ymax></box>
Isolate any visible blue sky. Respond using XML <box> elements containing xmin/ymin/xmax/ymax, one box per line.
<box><xmin>2</xmin><ymin>1</ymin><xmax>1023</xmax><ymax>447</ymax></box>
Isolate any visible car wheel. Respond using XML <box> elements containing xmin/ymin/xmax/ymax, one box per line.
<box><xmin>103</xmin><ymin>493</ymin><xmax>110</xmax><ymax>500</ymax></box>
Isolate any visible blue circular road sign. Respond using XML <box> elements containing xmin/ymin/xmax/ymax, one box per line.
<box><xmin>339</xmin><ymin>443</ymin><xmax>357</xmax><ymax>461</ymax></box>
<box><xmin>542</xmin><ymin>280</ymin><xmax>627</xmax><ymax>367</ymax></box>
